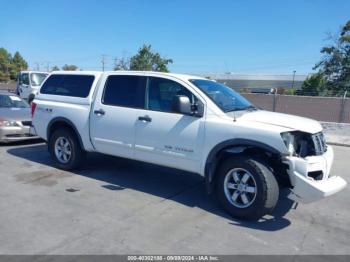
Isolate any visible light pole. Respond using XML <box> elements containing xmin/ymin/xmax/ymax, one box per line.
<box><xmin>101</xmin><ymin>54</ymin><xmax>107</xmax><ymax>71</ymax></box>
<box><xmin>291</xmin><ymin>70</ymin><xmax>296</xmax><ymax>89</ymax></box>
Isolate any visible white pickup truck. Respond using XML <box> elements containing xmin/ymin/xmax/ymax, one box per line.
<box><xmin>32</xmin><ymin>71</ymin><xmax>347</xmax><ymax>220</ymax></box>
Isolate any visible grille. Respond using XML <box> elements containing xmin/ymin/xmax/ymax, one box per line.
<box><xmin>311</xmin><ymin>132</ymin><xmax>327</xmax><ymax>155</ymax></box>
<box><xmin>21</xmin><ymin>121</ymin><xmax>32</xmax><ymax>126</ymax></box>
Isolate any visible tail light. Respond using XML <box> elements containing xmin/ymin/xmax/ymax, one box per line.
<box><xmin>31</xmin><ymin>102</ymin><xmax>37</xmax><ymax>118</ymax></box>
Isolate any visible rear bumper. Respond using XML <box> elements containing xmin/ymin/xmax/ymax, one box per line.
<box><xmin>284</xmin><ymin>145</ymin><xmax>347</xmax><ymax>203</ymax></box>
<box><xmin>0</xmin><ymin>126</ymin><xmax>39</xmax><ymax>143</ymax></box>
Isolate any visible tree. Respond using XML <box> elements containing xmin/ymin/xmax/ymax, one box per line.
<box><xmin>10</xmin><ymin>51</ymin><xmax>28</xmax><ymax>79</ymax></box>
<box><xmin>0</xmin><ymin>48</ymin><xmax>28</xmax><ymax>82</ymax></box>
<box><xmin>300</xmin><ymin>73</ymin><xmax>327</xmax><ymax>96</ymax></box>
<box><xmin>129</xmin><ymin>44</ymin><xmax>173</xmax><ymax>72</ymax></box>
<box><xmin>113</xmin><ymin>57</ymin><xmax>130</xmax><ymax>70</ymax></box>
<box><xmin>314</xmin><ymin>20</ymin><xmax>350</xmax><ymax>95</ymax></box>
<box><xmin>0</xmin><ymin>48</ymin><xmax>12</xmax><ymax>82</ymax></box>
<box><xmin>62</xmin><ymin>64</ymin><xmax>78</xmax><ymax>71</ymax></box>
<box><xmin>51</xmin><ymin>65</ymin><xmax>60</xmax><ymax>71</ymax></box>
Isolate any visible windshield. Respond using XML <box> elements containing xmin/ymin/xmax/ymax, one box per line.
<box><xmin>30</xmin><ymin>73</ymin><xmax>48</xmax><ymax>86</ymax></box>
<box><xmin>0</xmin><ymin>94</ymin><xmax>29</xmax><ymax>108</ymax></box>
<box><xmin>190</xmin><ymin>79</ymin><xmax>253</xmax><ymax>112</ymax></box>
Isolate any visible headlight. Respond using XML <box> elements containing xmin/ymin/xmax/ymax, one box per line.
<box><xmin>0</xmin><ymin>120</ymin><xmax>19</xmax><ymax>127</ymax></box>
<box><xmin>281</xmin><ymin>131</ymin><xmax>317</xmax><ymax>157</ymax></box>
<box><xmin>281</xmin><ymin>132</ymin><xmax>296</xmax><ymax>155</ymax></box>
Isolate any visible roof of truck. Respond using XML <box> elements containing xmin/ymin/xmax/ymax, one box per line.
<box><xmin>49</xmin><ymin>70</ymin><xmax>205</xmax><ymax>81</ymax></box>
<box><xmin>19</xmin><ymin>71</ymin><xmax>49</xmax><ymax>74</ymax></box>
<box><xmin>50</xmin><ymin>71</ymin><xmax>101</xmax><ymax>75</ymax></box>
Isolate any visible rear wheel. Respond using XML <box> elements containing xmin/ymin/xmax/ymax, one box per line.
<box><xmin>216</xmin><ymin>155</ymin><xmax>279</xmax><ymax>220</ymax></box>
<box><xmin>49</xmin><ymin>128</ymin><xmax>85</xmax><ymax>170</ymax></box>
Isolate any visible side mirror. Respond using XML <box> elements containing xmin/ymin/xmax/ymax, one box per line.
<box><xmin>173</xmin><ymin>95</ymin><xmax>204</xmax><ymax>117</ymax></box>
<box><xmin>173</xmin><ymin>95</ymin><xmax>192</xmax><ymax>116</ymax></box>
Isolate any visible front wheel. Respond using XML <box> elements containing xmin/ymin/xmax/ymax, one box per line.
<box><xmin>216</xmin><ymin>156</ymin><xmax>279</xmax><ymax>220</ymax></box>
<box><xmin>49</xmin><ymin>128</ymin><xmax>85</xmax><ymax>170</ymax></box>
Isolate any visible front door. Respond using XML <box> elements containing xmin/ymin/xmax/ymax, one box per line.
<box><xmin>18</xmin><ymin>73</ymin><xmax>30</xmax><ymax>100</ymax></box>
<box><xmin>134</xmin><ymin>76</ymin><xmax>205</xmax><ymax>173</ymax></box>
<box><xmin>90</xmin><ymin>75</ymin><xmax>146</xmax><ymax>158</ymax></box>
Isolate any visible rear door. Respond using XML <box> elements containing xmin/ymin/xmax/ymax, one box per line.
<box><xmin>90</xmin><ymin>74</ymin><xmax>146</xmax><ymax>158</ymax></box>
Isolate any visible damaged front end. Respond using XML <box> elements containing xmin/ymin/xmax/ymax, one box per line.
<box><xmin>280</xmin><ymin>131</ymin><xmax>347</xmax><ymax>203</ymax></box>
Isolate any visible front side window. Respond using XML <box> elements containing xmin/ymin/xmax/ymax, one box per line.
<box><xmin>30</xmin><ymin>73</ymin><xmax>48</xmax><ymax>86</ymax></box>
<box><xmin>147</xmin><ymin>77</ymin><xmax>197</xmax><ymax>113</ymax></box>
<box><xmin>0</xmin><ymin>94</ymin><xmax>29</xmax><ymax>108</ymax></box>
<box><xmin>20</xmin><ymin>73</ymin><xmax>29</xmax><ymax>86</ymax></box>
<box><xmin>190</xmin><ymin>79</ymin><xmax>253</xmax><ymax>112</ymax></box>
<box><xmin>102</xmin><ymin>75</ymin><xmax>146</xmax><ymax>108</ymax></box>
<box><xmin>40</xmin><ymin>74</ymin><xmax>95</xmax><ymax>98</ymax></box>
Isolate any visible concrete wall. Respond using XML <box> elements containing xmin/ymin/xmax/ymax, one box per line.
<box><xmin>242</xmin><ymin>93</ymin><xmax>350</xmax><ymax>123</ymax></box>
<box><xmin>0</xmin><ymin>83</ymin><xmax>16</xmax><ymax>92</ymax></box>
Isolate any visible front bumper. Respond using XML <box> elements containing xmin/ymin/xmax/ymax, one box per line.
<box><xmin>284</xmin><ymin>145</ymin><xmax>347</xmax><ymax>203</ymax></box>
<box><xmin>0</xmin><ymin>125</ymin><xmax>39</xmax><ymax>143</ymax></box>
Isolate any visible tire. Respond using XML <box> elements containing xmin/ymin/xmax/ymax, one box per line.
<box><xmin>48</xmin><ymin>128</ymin><xmax>85</xmax><ymax>170</ymax></box>
<box><xmin>215</xmin><ymin>155</ymin><xmax>279</xmax><ymax>220</ymax></box>
<box><xmin>28</xmin><ymin>94</ymin><xmax>35</xmax><ymax>105</ymax></box>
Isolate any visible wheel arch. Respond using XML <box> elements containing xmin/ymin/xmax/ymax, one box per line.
<box><xmin>204</xmin><ymin>139</ymin><xmax>284</xmax><ymax>193</ymax></box>
<box><xmin>47</xmin><ymin>117</ymin><xmax>85</xmax><ymax>150</ymax></box>
<box><xmin>28</xmin><ymin>93</ymin><xmax>35</xmax><ymax>104</ymax></box>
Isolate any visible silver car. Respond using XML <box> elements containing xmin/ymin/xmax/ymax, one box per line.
<box><xmin>0</xmin><ymin>91</ymin><xmax>38</xmax><ymax>143</ymax></box>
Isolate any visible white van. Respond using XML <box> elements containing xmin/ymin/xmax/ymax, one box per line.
<box><xmin>17</xmin><ymin>71</ymin><xmax>49</xmax><ymax>103</ymax></box>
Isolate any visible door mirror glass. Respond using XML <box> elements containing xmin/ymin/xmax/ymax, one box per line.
<box><xmin>173</xmin><ymin>95</ymin><xmax>193</xmax><ymax>116</ymax></box>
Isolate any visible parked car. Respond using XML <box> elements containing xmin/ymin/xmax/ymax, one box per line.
<box><xmin>17</xmin><ymin>71</ymin><xmax>49</xmax><ymax>103</ymax></box>
<box><xmin>0</xmin><ymin>91</ymin><xmax>38</xmax><ymax>143</ymax></box>
<box><xmin>32</xmin><ymin>71</ymin><xmax>347</xmax><ymax>220</ymax></box>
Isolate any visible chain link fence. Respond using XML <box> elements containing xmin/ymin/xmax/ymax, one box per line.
<box><xmin>2</xmin><ymin>81</ymin><xmax>349</xmax><ymax>123</ymax></box>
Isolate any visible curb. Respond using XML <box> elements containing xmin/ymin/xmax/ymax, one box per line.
<box><xmin>327</xmin><ymin>142</ymin><xmax>350</xmax><ymax>148</ymax></box>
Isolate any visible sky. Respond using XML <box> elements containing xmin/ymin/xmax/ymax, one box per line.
<box><xmin>1</xmin><ymin>0</ymin><xmax>349</xmax><ymax>75</ymax></box>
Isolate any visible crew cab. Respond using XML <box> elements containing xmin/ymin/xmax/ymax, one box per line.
<box><xmin>32</xmin><ymin>71</ymin><xmax>347</xmax><ymax>220</ymax></box>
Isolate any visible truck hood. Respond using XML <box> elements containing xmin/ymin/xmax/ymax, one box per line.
<box><xmin>231</xmin><ymin>110</ymin><xmax>322</xmax><ymax>134</ymax></box>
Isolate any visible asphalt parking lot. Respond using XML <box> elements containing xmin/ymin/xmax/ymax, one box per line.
<box><xmin>0</xmin><ymin>141</ymin><xmax>349</xmax><ymax>255</ymax></box>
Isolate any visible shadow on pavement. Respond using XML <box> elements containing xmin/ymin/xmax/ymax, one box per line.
<box><xmin>7</xmin><ymin>143</ymin><xmax>294</xmax><ymax>231</ymax></box>
<box><xmin>0</xmin><ymin>138</ymin><xmax>44</xmax><ymax>147</ymax></box>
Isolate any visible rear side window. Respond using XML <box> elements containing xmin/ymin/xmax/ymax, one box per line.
<box><xmin>103</xmin><ymin>75</ymin><xmax>146</xmax><ymax>108</ymax></box>
<box><xmin>40</xmin><ymin>74</ymin><xmax>95</xmax><ymax>98</ymax></box>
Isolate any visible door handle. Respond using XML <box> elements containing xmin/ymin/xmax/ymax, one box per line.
<box><xmin>138</xmin><ymin>115</ymin><xmax>152</xmax><ymax>122</ymax></box>
<box><xmin>94</xmin><ymin>109</ymin><xmax>105</xmax><ymax>115</ymax></box>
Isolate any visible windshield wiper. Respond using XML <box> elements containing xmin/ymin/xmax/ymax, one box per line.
<box><xmin>225</xmin><ymin>105</ymin><xmax>256</xmax><ymax>112</ymax></box>
<box><xmin>242</xmin><ymin>105</ymin><xmax>257</xmax><ymax>110</ymax></box>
